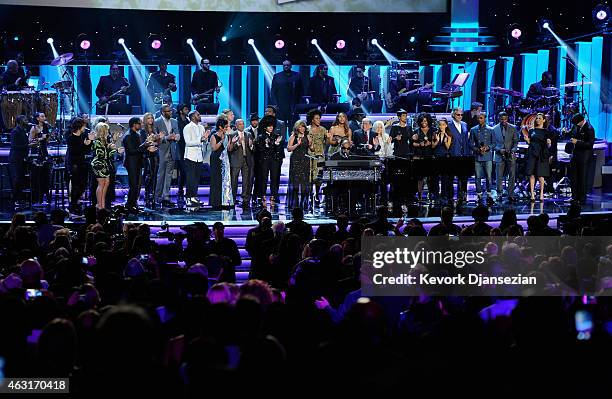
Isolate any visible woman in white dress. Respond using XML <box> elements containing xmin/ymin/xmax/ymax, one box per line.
<box><xmin>372</xmin><ymin>120</ymin><xmax>393</xmax><ymax>157</ymax></box>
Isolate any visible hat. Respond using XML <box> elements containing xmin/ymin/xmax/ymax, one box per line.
<box><xmin>249</xmin><ymin>113</ymin><xmax>260</xmax><ymax>121</ymax></box>
<box><xmin>259</xmin><ymin>115</ymin><xmax>277</xmax><ymax>130</ymax></box>
<box><xmin>396</xmin><ymin>108</ymin><xmax>408</xmax><ymax>116</ymax></box>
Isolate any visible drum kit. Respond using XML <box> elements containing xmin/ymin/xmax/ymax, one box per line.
<box><xmin>484</xmin><ymin>80</ymin><xmax>592</xmax><ymax>134</ymax></box>
<box><xmin>1</xmin><ymin>52</ymin><xmax>76</xmax><ymax>132</ymax></box>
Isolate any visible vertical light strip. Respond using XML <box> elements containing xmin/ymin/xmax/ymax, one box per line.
<box><xmin>576</xmin><ymin>41</ymin><xmax>592</xmax><ymax>120</ymax></box>
<box><xmin>258</xmin><ymin>66</ymin><xmax>265</xmax><ymax>117</ymax></box>
<box><xmin>241</xmin><ymin>65</ymin><xmax>248</xmax><ymax>118</ymax></box>
<box><xmin>503</xmin><ymin>57</ymin><xmax>513</xmax><ymax>91</ymax></box>
<box><xmin>589</xmin><ymin>37</ymin><xmax>603</xmax><ymax>135</ymax></box>
<box><xmin>556</xmin><ymin>46</ymin><xmax>567</xmax><ymax>101</ymax></box>
<box><xmin>484</xmin><ymin>59</ymin><xmax>495</xmax><ymax>116</ymax></box>
<box><xmin>536</xmin><ymin>49</ymin><xmax>550</xmax><ymax>79</ymax></box>
<box><xmin>521</xmin><ymin>53</ymin><xmax>538</xmax><ymax>97</ymax></box>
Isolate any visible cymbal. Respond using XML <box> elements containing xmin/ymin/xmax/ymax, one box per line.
<box><xmin>50</xmin><ymin>53</ymin><xmax>74</xmax><ymax>67</ymax></box>
<box><xmin>490</xmin><ymin>86</ymin><xmax>514</xmax><ymax>95</ymax></box>
<box><xmin>561</xmin><ymin>81</ymin><xmax>593</xmax><ymax>87</ymax></box>
<box><xmin>51</xmin><ymin>80</ymin><xmax>73</xmax><ymax>91</ymax></box>
<box><xmin>542</xmin><ymin>86</ymin><xmax>560</xmax><ymax>92</ymax></box>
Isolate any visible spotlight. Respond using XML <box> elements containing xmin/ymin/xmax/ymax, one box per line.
<box><xmin>186</xmin><ymin>38</ymin><xmax>193</xmax><ymax>45</ymax></box>
<box><xmin>593</xmin><ymin>4</ymin><xmax>611</xmax><ymax>29</ymax></box>
<box><xmin>118</xmin><ymin>38</ymin><xmax>125</xmax><ymax>45</ymax></box>
<box><xmin>371</xmin><ymin>38</ymin><xmax>378</xmax><ymax>45</ymax></box>
<box><xmin>46</xmin><ymin>38</ymin><xmax>54</xmax><ymax>44</ymax></box>
<box><xmin>80</xmin><ymin>39</ymin><xmax>91</xmax><ymax>50</ymax></box>
<box><xmin>311</xmin><ymin>39</ymin><xmax>318</xmax><ymax>45</ymax></box>
<box><xmin>335</xmin><ymin>39</ymin><xmax>346</xmax><ymax>49</ymax></box>
<box><xmin>511</xmin><ymin>29</ymin><xmax>522</xmax><ymax>39</ymax></box>
<box><xmin>275</xmin><ymin>39</ymin><xmax>285</xmax><ymax>49</ymax></box>
<box><xmin>221</xmin><ymin>36</ymin><xmax>227</xmax><ymax>42</ymax></box>
<box><xmin>542</xmin><ymin>22</ymin><xmax>549</xmax><ymax>29</ymax></box>
<box><xmin>151</xmin><ymin>39</ymin><xmax>162</xmax><ymax>49</ymax></box>
<box><xmin>409</xmin><ymin>36</ymin><xmax>416</xmax><ymax>43</ymax></box>
<box><xmin>13</xmin><ymin>36</ymin><xmax>19</xmax><ymax>41</ymax></box>
<box><xmin>507</xmin><ymin>23</ymin><xmax>524</xmax><ymax>47</ymax></box>
<box><xmin>248</xmin><ymin>38</ymin><xmax>254</xmax><ymax>45</ymax></box>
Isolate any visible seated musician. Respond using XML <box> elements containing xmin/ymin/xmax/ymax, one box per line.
<box><xmin>95</xmin><ymin>63</ymin><xmax>131</xmax><ymax>114</ymax></box>
<box><xmin>146</xmin><ymin>60</ymin><xmax>177</xmax><ymax>112</ymax></box>
<box><xmin>527</xmin><ymin>71</ymin><xmax>554</xmax><ymax>99</ymax></box>
<box><xmin>387</xmin><ymin>70</ymin><xmax>410</xmax><ymax>112</ymax></box>
<box><xmin>308</xmin><ymin>64</ymin><xmax>337</xmax><ymax>105</ymax></box>
<box><xmin>1</xmin><ymin>59</ymin><xmax>28</xmax><ymax>90</ymax></box>
<box><xmin>330</xmin><ymin>138</ymin><xmax>353</xmax><ymax>160</ymax></box>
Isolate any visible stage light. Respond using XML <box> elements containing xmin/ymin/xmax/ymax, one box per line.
<box><xmin>511</xmin><ymin>29</ymin><xmax>522</xmax><ymax>39</ymax></box>
<box><xmin>311</xmin><ymin>39</ymin><xmax>318</xmax><ymax>45</ymax></box>
<box><xmin>80</xmin><ymin>39</ymin><xmax>91</xmax><ymax>50</ymax></box>
<box><xmin>597</xmin><ymin>10</ymin><xmax>607</xmax><ymax>20</ymax></box>
<box><xmin>335</xmin><ymin>39</ymin><xmax>346</xmax><ymax>49</ymax></box>
<box><xmin>409</xmin><ymin>36</ymin><xmax>416</xmax><ymax>43</ymax></box>
<box><xmin>13</xmin><ymin>36</ymin><xmax>19</xmax><ymax>41</ymax></box>
<box><xmin>371</xmin><ymin>38</ymin><xmax>378</xmax><ymax>45</ymax></box>
<box><xmin>151</xmin><ymin>39</ymin><xmax>162</xmax><ymax>49</ymax></box>
<box><xmin>46</xmin><ymin>38</ymin><xmax>54</xmax><ymax>44</ymax></box>
<box><xmin>118</xmin><ymin>38</ymin><xmax>125</xmax><ymax>45</ymax></box>
<box><xmin>275</xmin><ymin>39</ymin><xmax>285</xmax><ymax>49</ymax></box>
<box><xmin>186</xmin><ymin>38</ymin><xmax>193</xmax><ymax>45</ymax></box>
<box><xmin>593</xmin><ymin>4</ymin><xmax>611</xmax><ymax>29</ymax></box>
<box><xmin>542</xmin><ymin>22</ymin><xmax>549</xmax><ymax>29</ymax></box>
<box><xmin>248</xmin><ymin>38</ymin><xmax>255</xmax><ymax>45</ymax></box>
<box><xmin>221</xmin><ymin>36</ymin><xmax>227</xmax><ymax>42</ymax></box>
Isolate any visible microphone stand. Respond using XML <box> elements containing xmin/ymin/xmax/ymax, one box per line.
<box><xmin>564</xmin><ymin>56</ymin><xmax>590</xmax><ymax>119</ymax></box>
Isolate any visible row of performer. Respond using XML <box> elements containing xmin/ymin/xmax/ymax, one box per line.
<box><xmin>7</xmin><ymin>104</ymin><xmax>595</xmax><ymax>215</ymax></box>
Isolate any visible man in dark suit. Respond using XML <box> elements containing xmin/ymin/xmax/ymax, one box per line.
<box><xmin>8</xmin><ymin>115</ymin><xmax>30</xmax><ymax>205</ymax></box>
<box><xmin>95</xmin><ymin>63</ymin><xmax>131</xmax><ymax>114</ymax></box>
<box><xmin>154</xmin><ymin>104</ymin><xmax>180</xmax><ymax>207</ymax></box>
<box><xmin>449</xmin><ymin>107</ymin><xmax>471</xmax><ymax>203</ymax></box>
<box><xmin>269</xmin><ymin>59</ymin><xmax>302</xmax><ymax>136</ymax></box>
<box><xmin>492</xmin><ymin>111</ymin><xmax>519</xmax><ymax>201</ymax></box>
<box><xmin>352</xmin><ymin>117</ymin><xmax>375</xmax><ymax>155</ymax></box>
<box><xmin>567</xmin><ymin>113</ymin><xmax>595</xmax><ymax>204</ymax></box>
<box><xmin>228</xmin><ymin>118</ymin><xmax>255</xmax><ymax>207</ymax></box>
<box><xmin>245</xmin><ymin>113</ymin><xmax>260</xmax><ymax>205</ymax></box>
<box><xmin>122</xmin><ymin>117</ymin><xmax>149</xmax><ymax>213</ymax></box>
<box><xmin>256</xmin><ymin>115</ymin><xmax>284</xmax><ymax>205</ymax></box>
<box><xmin>308</xmin><ymin>64</ymin><xmax>337</xmax><ymax>105</ymax></box>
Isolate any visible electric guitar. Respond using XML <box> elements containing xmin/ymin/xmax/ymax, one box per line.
<box><xmin>384</xmin><ymin>83</ymin><xmax>433</xmax><ymax>110</ymax></box>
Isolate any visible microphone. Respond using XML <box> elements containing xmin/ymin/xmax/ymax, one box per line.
<box><xmin>117</xmin><ymin>123</ymin><xmax>127</xmax><ymax>130</ymax></box>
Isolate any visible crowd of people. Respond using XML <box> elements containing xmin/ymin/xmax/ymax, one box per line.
<box><xmin>0</xmin><ymin>203</ymin><xmax>611</xmax><ymax>394</ymax></box>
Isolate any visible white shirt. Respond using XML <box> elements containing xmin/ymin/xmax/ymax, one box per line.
<box><xmin>452</xmin><ymin>119</ymin><xmax>462</xmax><ymax>135</ymax></box>
<box><xmin>163</xmin><ymin>116</ymin><xmax>172</xmax><ymax>134</ymax></box>
<box><xmin>183</xmin><ymin>121</ymin><xmax>205</xmax><ymax>162</ymax></box>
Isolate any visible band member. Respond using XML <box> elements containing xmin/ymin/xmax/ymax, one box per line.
<box><xmin>122</xmin><ymin>117</ymin><xmax>148</xmax><ymax>213</ymax></box>
<box><xmin>65</xmin><ymin>117</ymin><xmax>94</xmax><ymax>214</ymax></box>
<box><xmin>183</xmin><ymin>111</ymin><xmax>210</xmax><ymax>207</ymax></box>
<box><xmin>256</xmin><ymin>115</ymin><xmax>284</xmax><ymax>206</ymax></box>
<box><xmin>567</xmin><ymin>113</ymin><xmax>595</xmax><ymax>204</ymax></box>
<box><xmin>389</xmin><ymin>109</ymin><xmax>411</xmax><ymax>157</ymax></box>
<box><xmin>347</xmin><ymin>64</ymin><xmax>368</xmax><ymax>100</ymax></box>
<box><xmin>492</xmin><ymin>111</ymin><xmax>519</xmax><ymax>201</ymax></box>
<box><xmin>544</xmin><ymin>113</ymin><xmax>560</xmax><ymax>195</ymax></box>
<box><xmin>146</xmin><ymin>61</ymin><xmax>177</xmax><ymax>111</ymax></box>
<box><xmin>387</xmin><ymin>69</ymin><xmax>409</xmax><ymax>112</ymax></box>
<box><xmin>228</xmin><ymin>119</ymin><xmax>254</xmax><ymax>208</ymax></box>
<box><xmin>140</xmin><ymin>112</ymin><xmax>160</xmax><ymax>208</ymax></box>
<box><xmin>154</xmin><ymin>104</ymin><xmax>180</xmax><ymax>207</ymax></box>
<box><xmin>209</xmin><ymin>117</ymin><xmax>234</xmax><ymax>209</ymax></box>
<box><xmin>1</xmin><ymin>59</ymin><xmax>28</xmax><ymax>90</ymax></box>
<box><xmin>347</xmin><ymin>105</ymin><xmax>365</xmax><ymax>134</ymax></box>
<box><xmin>191</xmin><ymin>58</ymin><xmax>220</xmax><ymax>113</ymax></box>
<box><xmin>467</xmin><ymin>102</ymin><xmax>483</xmax><ymax>131</ymax></box>
<box><xmin>527</xmin><ymin>71</ymin><xmax>554</xmax><ymax>99</ymax></box>
<box><xmin>470</xmin><ymin>113</ymin><xmax>495</xmax><ymax>202</ymax></box>
<box><xmin>176</xmin><ymin>103</ymin><xmax>191</xmax><ymax>199</ymax></box>
<box><xmin>8</xmin><ymin>115</ymin><xmax>31</xmax><ymax>206</ymax></box>
<box><xmin>330</xmin><ymin>138</ymin><xmax>352</xmax><ymax>160</ymax></box>
<box><xmin>269</xmin><ymin>60</ymin><xmax>303</xmax><ymax>136</ymax></box>
<box><xmin>287</xmin><ymin>120</ymin><xmax>311</xmax><ymax>211</ymax></box>
<box><xmin>308</xmin><ymin>64</ymin><xmax>337</xmax><ymax>105</ymax></box>
<box><xmin>307</xmin><ymin>109</ymin><xmax>327</xmax><ymax>206</ymax></box>
<box><xmin>372</xmin><ymin>120</ymin><xmax>393</xmax><ymax>157</ymax></box>
<box><xmin>29</xmin><ymin>112</ymin><xmax>51</xmax><ymax>205</ymax></box>
<box><xmin>433</xmin><ymin>118</ymin><xmax>455</xmax><ymax>204</ymax></box>
<box><xmin>91</xmin><ymin>123</ymin><xmax>120</xmax><ymax>210</ymax></box>
<box><xmin>449</xmin><ymin>107</ymin><xmax>471</xmax><ymax>203</ymax></box>
<box><xmin>411</xmin><ymin>113</ymin><xmax>435</xmax><ymax>202</ymax></box>
<box><xmin>523</xmin><ymin>113</ymin><xmax>552</xmax><ymax>202</ymax></box>
<box><xmin>327</xmin><ymin>112</ymin><xmax>352</xmax><ymax>156</ymax></box>
<box><xmin>95</xmin><ymin>63</ymin><xmax>131</xmax><ymax>114</ymax></box>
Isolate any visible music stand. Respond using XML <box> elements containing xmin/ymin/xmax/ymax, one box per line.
<box><xmin>196</xmin><ymin>102</ymin><xmax>220</xmax><ymax>115</ymax></box>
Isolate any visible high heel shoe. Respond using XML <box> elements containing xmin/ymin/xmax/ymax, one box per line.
<box><xmin>530</xmin><ymin>194</ymin><xmax>535</xmax><ymax>202</ymax></box>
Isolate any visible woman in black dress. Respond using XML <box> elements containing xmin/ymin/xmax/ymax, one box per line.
<box><xmin>410</xmin><ymin>113</ymin><xmax>434</xmax><ymax>202</ymax></box>
<box><xmin>209</xmin><ymin>117</ymin><xmax>229</xmax><ymax>208</ymax></box>
<box><xmin>523</xmin><ymin>113</ymin><xmax>552</xmax><ymax>202</ymax></box>
<box><xmin>140</xmin><ymin>112</ymin><xmax>159</xmax><ymax>208</ymax></box>
<box><xmin>287</xmin><ymin>120</ymin><xmax>311</xmax><ymax>211</ymax></box>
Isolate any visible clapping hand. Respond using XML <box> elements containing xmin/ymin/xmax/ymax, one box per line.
<box><xmin>571</xmin><ymin>138</ymin><xmax>578</xmax><ymax>144</ymax></box>
<box><xmin>275</xmin><ymin>136</ymin><xmax>282</xmax><ymax>145</ymax></box>
<box><xmin>203</xmin><ymin>129</ymin><xmax>211</xmax><ymax>141</ymax></box>
<box><xmin>118</xmin><ymin>147</ymin><xmax>125</xmax><ymax>154</ymax></box>
<box><xmin>395</xmin><ymin>134</ymin><xmax>402</xmax><ymax>142</ymax></box>
<box><xmin>147</xmin><ymin>145</ymin><xmax>157</xmax><ymax>153</ymax></box>
<box><xmin>546</xmin><ymin>138</ymin><xmax>552</xmax><ymax>147</ymax></box>
<box><xmin>88</xmin><ymin>131</ymin><xmax>96</xmax><ymax>141</ymax></box>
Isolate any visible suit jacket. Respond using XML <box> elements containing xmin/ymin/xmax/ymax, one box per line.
<box><xmin>9</xmin><ymin>126</ymin><xmax>29</xmax><ymax>162</ymax></box>
<box><xmin>256</xmin><ymin>131</ymin><xmax>284</xmax><ymax>161</ymax></box>
<box><xmin>570</xmin><ymin>122</ymin><xmax>595</xmax><ymax>163</ymax></box>
<box><xmin>308</xmin><ymin>75</ymin><xmax>337</xmax><ymax>104</ymax></box>
<box><xmin>274</xmin><ymin>120</ymin><xmax>286</xmax><ymax>159</ymax></box>
<box><xmin>227</xmin><ymin>130</ymin><xmax>255</xmax><ymax>167</ymax></box>
<box><xmin>448</xmin><ymin>119</ymin><xmax>470</xmax><ymax>156</ymax></box>
<box><xmin>154</xmin><ymin>117</ymin><xmax>180</xmax><ymax>161</ymax></box>
<box><xmin>122</xmin><ymin>129</ymin><xmax>147</xmax><ymax>168</ymax></box>
<box><xmin>492</xmin><ymin>123</ymin><xmax>519</xmax><ymax>163</ymax></box>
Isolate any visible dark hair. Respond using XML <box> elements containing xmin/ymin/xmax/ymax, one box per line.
<box><xmin>265</xmin><ymin>105</ymin><xmax>277</xmax><ymax>114</ymax></box>
<box><xmin>128</xmin><ymin>117</ymin><xmax>141</xmax><ymax>128</ymax></box>
<box><xmin>416</xmin><ymin>113</ymin><xmax>433</xmax><ymax>129</ymax></box>
<box><xmin>178</xmin><ymin>103</ymin><xmax>190</xmax><ymax>113</ymax></box>
<box><xmin>291</xmin><ymin>207</ymin><xmax>304</xmax><ymax>221</ymax></box>
<box><xmin>215</xmin><ymin>118</ymin><xmax>228</xmax><ymax>130</ymax></box>
<box><xmin>437</xmin><ymin>117</ymin><xmax>450</xmax><ymax>134</ymax></box>
<box><xmin>470</xmin><ymin>102</ymin><xmax>483</xmax><ymax>111</ymax></box>
<box><xmin>314</xmin><ymin>64</ymin><xmax>328</xmax><ymax>77</ymax></box>
<box><xmin>188</xmin><ymin>110</ymin><xmax>198</xmax><ymax>120</ymax></box>
<box><xmin>571</xmin><ymin>113</ymin><xmax>585</xmax><ymax>125</ymax></box>
<box><xmin>498</xmin><ymin>111</ymin><xmax>508</xmax><ymax>119</ymax></box>
<box><xmin>71</xmin><ymin>117</ymin><xmax>86</xmax><ymax>133</ymax></box>
<box><xmin>16</xmin><ymin>114</ymin><xmax>27</xmax><ymax>126</ymax></box>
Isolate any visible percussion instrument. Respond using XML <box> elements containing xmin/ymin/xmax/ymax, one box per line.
<box><xmin>37</xmin><ymin>91</ymin><xmax>59</xmax><ymax>127</ymax></box>
<box><xmin>520</xmin><ymin>113</ymin><xmax>537</xmax><ymax>136</ymax></box>
<box><xmin>50</xmin><ymin>53</ymin><xmax>74</xmax><ymax>67</ymax></box>
<box><xmin>518</xmin><ymin>98</ymin><xmax>534</xmax><ymax>115</ymax></box>
<box><xmin>0</xmin><ymin>91</ymin><xmax>24</xmax><ymax>129</ymax></box>
<box><xmin>561</xmin><ymin>81</ymin><xmax>593</xmax><ymax>88</ymax></box>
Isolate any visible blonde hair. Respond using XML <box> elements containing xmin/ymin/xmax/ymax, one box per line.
<box><xmin>142</xmin><ymin>112</ymin><xmax>155</xmax><ymax>133</ymax></box>
<box><xmin>372</xmin><ymin>120</ymin><xmax>385</xmax><ymax>134</ymax></box>
<box><xmin>292</xmin><ymin>120</ymin><xmax>307</xmax><ymax>135</ymax></box>
<box><xmin>94</xmin><ymin>122</ymin><xmax>110</xmax><ymax>145</ymax></box>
